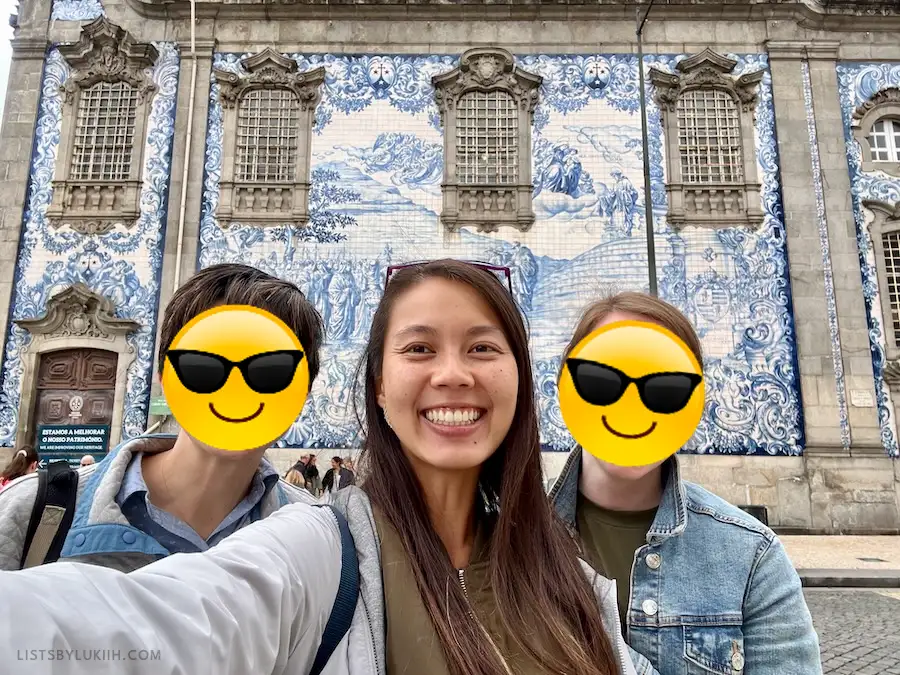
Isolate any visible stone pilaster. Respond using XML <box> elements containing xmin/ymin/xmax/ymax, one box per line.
<box><xmin>149</xmin><ymin>39</ymin><xmax>216</xmax><ymax>421</ymax></box>
<box><xmin>0</xmin><ymin>34</ymin><xmax>51</xmax><ymax>352</ymax></box>
<box><xmin>766</xmin><ymin>41</ymin><xmax>846</xmax><ymax>452</ymax></box>
<box><xmin>808</xmin><ymin>45</ymin><xmax>885</xmax><ymax>453</ymax></box>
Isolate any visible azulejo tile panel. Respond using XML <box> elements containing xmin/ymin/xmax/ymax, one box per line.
<box><xmin>51</xmin><ymin>0</ymin><xmax>104</xmax><ymax>22</ymax></box>
<box><xmin>0</xmin><ymin>43</ymin><xmax>180</xmax><ymax>446</ymax></box>
<box><xmin>198</xmin><ymin>51</ymin><xmax>803</xmax><ymax>455</ymax></box>
<box><xmin>837</xmin><ymin>61</ymin><xmax>900</xmax><ymax>458</ymax></box>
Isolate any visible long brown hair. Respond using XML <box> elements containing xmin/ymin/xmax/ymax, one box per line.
<box><xmin>0</xmin><ymin>445</ymin><xmax>39</xmax><ymax>482</ymax></box>
<box><xmin>354</xmin><ymin>259</ymin><xmax>617</xmax><ymax>675</ymax></box>
<box><xmin>564</xmin><ymin>291</ymin><xmax>704</xmax><ymax>367</ymax></box>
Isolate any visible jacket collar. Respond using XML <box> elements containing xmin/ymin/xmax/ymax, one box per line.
<box><xmin>549</xmin><ymin>447</ymin><xmax>688</xmax><ymax>543</ymax></box>
<box><xmin>63</xmin><ymin>434</ymin><xmax>294</xmax><ymax>559</ymax></box>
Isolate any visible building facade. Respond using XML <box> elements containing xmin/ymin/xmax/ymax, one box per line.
<box><xmin>1</xmin><ymin>0</ymin><xmax>899</xmax><ymax>532</ymax></box>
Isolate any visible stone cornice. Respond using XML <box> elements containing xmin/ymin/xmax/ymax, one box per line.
<box><xmin>121</xmin><ymin>0</ymin><xmax>900</xmax><ymax>30</ymax></box>
<box><xmin>175</xmin><ymin>38</ymin><xmax>217</xmax><ymax>54</ymax></box>
<box><xmin>10</xmin><ymin>37</ymin><xmax>49</xmax><ymax>59</ymax></box>
<box><xmin>765</xmin><ymin>40</ymin><xmax>841</xmax><ymax>61</ymax></box>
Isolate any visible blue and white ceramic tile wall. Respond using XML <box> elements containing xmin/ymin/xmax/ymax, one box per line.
<box><xmin>0</xmin><ymin>43</ymin><xmax>806</xmax><ymax>455</ymax></box>
<box><xmin>198</xmin><ymin>52</ymin><xmax>804</xmax><ymax>455</ymax></box>
<box><xmin>0</xmin><ymin>45</ymin><xmax>180</xmax><ymax>446</ymax></box>
<box><xmin>837</xmin><ymin>62</ymin><xmax>900</xmax><ymax>458</ymax></box>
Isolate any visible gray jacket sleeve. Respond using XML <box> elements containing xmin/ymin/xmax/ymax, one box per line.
<box><xmin>0</xmin><ymin>472</ymin><xmax>41</xmax><ymax>570</ymax></box>
<box><xmin>0</xmin><ymin>502</ymin><xmax>343</xmax><ymax>675</ymax></box>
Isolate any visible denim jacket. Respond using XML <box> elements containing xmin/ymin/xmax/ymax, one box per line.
<box><xmin>550</xmin><ymin>449</ymin><xmax>823</xmax><ymax>675</ymax></box>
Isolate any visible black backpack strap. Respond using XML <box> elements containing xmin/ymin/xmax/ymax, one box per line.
<box><xmin>309</xmin><ymin>503</ymin><xmax>359</xmax><ymax>675</ymax></box>
<box><xmin>19</xmin><ymin>461</ymin><xmax>79</xmax><ymax>569</ymax></box>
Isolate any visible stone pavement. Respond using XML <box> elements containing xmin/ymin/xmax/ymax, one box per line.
<box><xmin>781</xmin><ymin>535</ymin><xmax>900</xmax><ymax>586</ymax></box>
<box><xmin>805</xmin><ymin>589</ymin><xmax>900</xmax><ymax>675</ymax></box>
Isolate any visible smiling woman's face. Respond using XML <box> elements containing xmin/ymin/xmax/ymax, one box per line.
<box><xmin>376</xmin><ymin>278</ymin><xmax>519</xmax><ymax>473</ymax></box>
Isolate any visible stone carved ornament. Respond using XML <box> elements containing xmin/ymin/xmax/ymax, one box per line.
<box><xmin>883</xmin><ymin>360</ymin><xmax>900</xmax><ymax>392</ymax></box>
<box><xmin>58</xmin><ymin>220</ymin><xmax>125</xmax><ymax>236</ymax></box>
<box><xmin>15</xmin><ymin>283</ymin><xmax>140</xmax><ymax>345</ymax></box>
<box><xmin>432</xmin><ymin>47</ymin><xmax>543</xmax><ymax>125</ymax></box>
<box><xmin>864</xmin><ymin>199</ymin><xmax>900</xmax><ymax>223</ymax></box>
<box><xmin>852</xmin><ymin>87</ymin><xmax>900</xmax><ymax>121</ymax></box>
<box><xmin>214</xmin><ymin>48</ymin><xmax>326</xmax><ymax>111</ymax></box>
<box><xmin>649</xmin><ymin>48</ymin><xmax>764</xmax><ymax>114</ymax></box>
<box><xmin>58</xmin><ymin>17</ymin><xmax>159</xmax><ymax>105</ymax></box>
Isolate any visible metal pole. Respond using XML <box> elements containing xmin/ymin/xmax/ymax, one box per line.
<box><xmin>636</xmin><ymin>1</ymin><xmax>658</xmax><ymax>296</ymax></box>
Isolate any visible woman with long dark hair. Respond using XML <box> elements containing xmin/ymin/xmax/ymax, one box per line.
<box><xmin>0</xmin><ymin>260</ymin><xmax>653</xmax><ymax>675</ymax></box>
<box><xmin>0</xmin><ymin>446</ymin><xmax>38</xmax><ymax>491</ymax></box>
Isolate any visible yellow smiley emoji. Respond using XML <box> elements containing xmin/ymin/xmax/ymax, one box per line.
<box><xmin>161</xmin><ymin>305</ymin><xmax>310</xmax><ymax>451</ymax></box>
<box><xmin>558</xmin><ymin>320</ymin><xmax>704</xmax><ymax>467</ymax></box>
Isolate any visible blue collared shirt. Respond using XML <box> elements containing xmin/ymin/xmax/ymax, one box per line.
<box><xmin>115</xmin><ymin>452</ymin><xmax>280</xmax><ymax>554</ymax></box>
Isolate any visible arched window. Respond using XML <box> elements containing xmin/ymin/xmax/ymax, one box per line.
<box><xmin>456</xmin><ymin>90</ymin><xmax>519</xmax><ymax>185</ymax></box>
<box><xmin>867</xmin><ymin>119</ymin><xmax>900</xmax><ymax>164</ymax></box>
<box><xmin>213</xmin><ymin>49</ymin><xmax>324</xmax><ymax>229</ymax></box>
<box><xmin>433</xmin><ymin>48</ymin><xmax>542</xmax><ymax>234</ymax></box>
<box><xmin>71</xmin><ymin>81</ymin><xmax>139</xmax><ymax>181</ymax></box>
<box><xmin>852</xmin><ymin>88</ymin><xmax>900</xmax><ymax>178</ymax></box>
<box><xmin>676</xmin><ymin>89</ymin><xmax>743</xmax><ymax>184</ymax></box>
<box><xmin>47</xmin><ymin>18</ymin><xmax>158</xmax><ymax>235</ymax></box>
<box><xmin>649</xmin><ymin>48</ymin><xmax>765</xmax><ymax>231</ymax></box>
<box><xmin>236</xmin><ymin>88</ymin><xmax>300</xmax><ymax>183</ymax></box>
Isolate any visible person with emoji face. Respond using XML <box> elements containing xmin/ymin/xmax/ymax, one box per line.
<box><xmin>0</xmin><ymin>260</ymin><xmax>658</xmax><ymax>675</ymax></box>
<box><xmin>0</xmin><ymin>263</ymin><xmax>324</xmax><ymax>572</ymax></box>
<box><xmin>550</xmin><ymin>292</ymin><xmax>822</xmax><ymax>675</ymax></box>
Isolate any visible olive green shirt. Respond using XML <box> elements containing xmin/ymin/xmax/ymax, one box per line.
<box><xmin>374</xmin><ymin>505</ymin><xmax>550</xmax><ymax>675</ymax></box>
<box><xmin>576</xmin><ymin>492</ymin><xmax>657</xmax><ymax>629</ymax></box>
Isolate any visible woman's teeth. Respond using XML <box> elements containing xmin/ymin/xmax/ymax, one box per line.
<box><xmin>424</xmin><ymin>408</ymin><xmax>483</xmax><ymax>426</ymax></box>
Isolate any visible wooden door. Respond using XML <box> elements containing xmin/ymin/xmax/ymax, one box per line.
<box><xmin>31</xmin><ymin>349</ymin><xmax>117</xmax><ymax>449</ymax></box>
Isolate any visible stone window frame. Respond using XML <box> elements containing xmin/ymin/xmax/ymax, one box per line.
<box><xmin>213</xmin><ymin>48</ymin><xmax>325</xmax><ymax>229</ymax></box>
<box><xmin>864</xmin><ymin>199</ymin><xmax>900</xmax><ymax>364</ymax></box>
<box><xmin>432</xmin><ymin>47</ymin><xmax>542</xmax><ymax>234</ymax></box>
<box><xmin>852</xmin><ymin>87</ymin><xmax>900</xmax><ymax>178</ymax></box>
<box><xmin>46</xmin><ymin>17</ymin><xmax>159</xmax><ymax>236</ymax></box>
<box><xmin>648</xmin><ymin>48</ymin><xmax>765</xmax><ymax>231</ymax></box>
<box><xmin>13</xmin><ymin>284</ymin><xmax>140</xmax><ymax>451</ymax></box>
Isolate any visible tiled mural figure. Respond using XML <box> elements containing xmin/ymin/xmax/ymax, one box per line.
<box><xmin>838</xmin><ymin>62</ymin><xmax>900</xmax><ymax>457</ymax></box>
<box><xmin>199</xmin><ymin>51</ymin><xmax>803</xmax><ymax>455</ymax></box>
<box><xmin>0</xmin><ymin>42</ymin><xmax>180</xmax><ymax>446</ymax></box>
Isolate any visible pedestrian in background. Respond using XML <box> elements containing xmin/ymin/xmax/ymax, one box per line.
<box><xmin>321</xmin><ymin>456</ymin><xmax>355</xmax><ymax>493</ymax></box>
<box><xmin>284</xmin><ymin>469</ymin><xmax>306</xmax><ymax>490</ymax></box>
<box><xmin>303</xmin><ymin>453</ymin><xmax>321</xmax><ymax>495</ymax></box>
<box><xmin>0</xmin><ymin>446</ymin><xmax>39</xmax><ymax>491</ymax></box>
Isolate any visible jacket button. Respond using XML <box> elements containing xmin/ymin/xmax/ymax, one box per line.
<box><xmin>122</xmin><ymin>531</ymin><xmax>137</xmax><ymax>544</ymax></box>
<box><xmin>645</xmin><ymin>553</ymin><xmax>661</xmax><ymax>569</ymax></box>
<box><xmin>641</xmin><ymin>599</ymin><xmax>658</xmax><ymax>616</ymax></box>
<box><xmin>73</xmin><ymin>533</ymin><xmax>86</xmax><ymax>547</ymax></box>
<box><xmin>731</xmin><ymin>651</ymin><xmax>744</xmax><ymax>671</ymax></box>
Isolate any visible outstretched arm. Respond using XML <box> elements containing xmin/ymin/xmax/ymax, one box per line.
<box><xmin>0</xmin><ymin>503</ymin><xmax>342</xmax><ymax>675</ymax></box>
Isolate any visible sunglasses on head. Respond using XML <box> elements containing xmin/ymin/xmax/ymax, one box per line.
<box><xmin>565</xmin><ymin>358</ymin><xmax>702</xmax><ymax>414</ymax></box>
<box><xmin>385</xmin><ymin>260</ymin><xmax>513</xmax><ymax>294</ymax></box>
<box><xmin>166</xmin><ymin>349</ymin><xmax>305</xmax><ymax>395</ymax></box>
